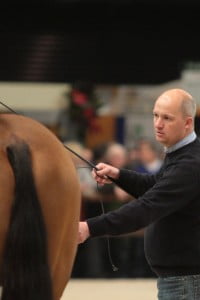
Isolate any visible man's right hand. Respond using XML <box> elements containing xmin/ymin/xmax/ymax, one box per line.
<box><xmin>91</xmin><ymin>163</ymin><xmax>120</xmax><ymax>185</ymax></box>
<box><xmin>78</xmin><ymin>222</ymin><xmax>90</xmax><ymax>244</ymax></box>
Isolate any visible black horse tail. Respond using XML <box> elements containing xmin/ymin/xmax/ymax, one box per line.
<box><xmin>1</xmin><ymin>141</ymin><xmax>53</xmax><ymax>300</ymax></box>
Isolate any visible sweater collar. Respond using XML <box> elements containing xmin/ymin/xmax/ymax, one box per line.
<box><xmin>164</xmin><ymin>131</ymin><xmax>197</xmax><ymax>154</ymax></box>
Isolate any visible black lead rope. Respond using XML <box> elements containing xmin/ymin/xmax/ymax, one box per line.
<box><xmin>64</xmin><ymin>145</ymin><xmax>98</xmax><ymax>170</ymax></box>
<box><xmin>0</xmin><ymin>101</ymin><xmax>20</xmax><ymax>114</ymax></box>
<box><xmin>65</xmin><ymin>146</ymin><xmax>118</xmax><ymax>272</ymax></box>
<box><xmin>0</xmin><ymin>100</ymin><xmax>118</xmax><ymax>272</ymax></box>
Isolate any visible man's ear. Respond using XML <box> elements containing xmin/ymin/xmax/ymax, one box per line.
<box><xmin>185</xmin><ymin>116</ymin><xmax>193</xmax><ymax>129</ymax></box>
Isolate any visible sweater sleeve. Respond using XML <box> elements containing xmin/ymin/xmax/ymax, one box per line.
<box><xmin>87</xmin><ymin>163</ymin><xmax>199</xmax><ymax>237</ymax></box>
<box><xmin>114</xmin><ymin>168</ymin><xmax>157</xmax><ymax>198</ymax></box>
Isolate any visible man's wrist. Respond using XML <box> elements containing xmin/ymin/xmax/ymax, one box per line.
<box><xmin>115</xmin><ymin>168</ymin><xmax>120</xmax><ymax>179</ymax></box>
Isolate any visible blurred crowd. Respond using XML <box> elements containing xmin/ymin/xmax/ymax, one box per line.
<box><xmin>65</xmin><ymin>138</ymin><xmax>164</xmax><ymax>279</ymax></box>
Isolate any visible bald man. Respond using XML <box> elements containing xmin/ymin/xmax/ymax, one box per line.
<box><xmin>79</xmin><ymin>89</ymin><xmax>200</xmax><ymax>299</ymax></box>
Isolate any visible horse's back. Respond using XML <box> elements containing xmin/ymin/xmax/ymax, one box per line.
<box><xmin>0</xmin><ymin>113</ymin><xmax>81</xmax><ymax>300</ymax></box>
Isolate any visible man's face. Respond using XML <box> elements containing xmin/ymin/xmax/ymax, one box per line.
<box><xmin>153</xmin><ymin>95</ymin><xmax>191</xmax><ymax>147</ymax></box>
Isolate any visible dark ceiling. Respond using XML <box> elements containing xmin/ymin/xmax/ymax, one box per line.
<box><xmin>0</xmin><ymin>1</ymin><xmax>200</xmax><ymax>84</ymax></box>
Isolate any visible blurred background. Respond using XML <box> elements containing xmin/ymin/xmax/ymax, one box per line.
<box><xmin>1</xmin><ymin>0</ymin><xmax>200</xmax><ymax>281</ymax></box>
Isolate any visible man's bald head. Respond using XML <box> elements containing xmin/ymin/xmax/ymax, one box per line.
<box><xmin>158</xmin><ymin>89</ymin><xmax>196</xmax><ymax>119</ymax></box>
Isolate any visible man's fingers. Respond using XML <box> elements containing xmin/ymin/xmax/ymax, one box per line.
<box><xmin>91</xmin><ymin>163</ymin><xmax>115</xmax><ymax>184</ymax></box>
<box><xmin>78</xmin><ymin>222</ymin><xmax>90</xmax><ymax>244</ymax></box>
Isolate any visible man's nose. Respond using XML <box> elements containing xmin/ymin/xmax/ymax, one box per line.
<box><xmin>155</xmin><ymin>117</ymin><xmax>163</xmax><ymax>128</ymax></box>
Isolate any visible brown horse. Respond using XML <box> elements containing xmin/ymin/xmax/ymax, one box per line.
<box><xmin>0</xmin><ymin>113</ymin><xmax>81</xmax><ymax>300</ymax></box>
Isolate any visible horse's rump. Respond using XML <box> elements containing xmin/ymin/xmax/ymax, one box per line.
<box><xmin>0</xmin><ymin>114</ymin><xmax>81</xmax><ymax>300</ymax></box>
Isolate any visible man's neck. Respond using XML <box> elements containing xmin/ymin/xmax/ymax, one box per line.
<box><xmin>164</xmin><ymin>131</ymin><xmax>196</xmax><ymax>154</ymax></box>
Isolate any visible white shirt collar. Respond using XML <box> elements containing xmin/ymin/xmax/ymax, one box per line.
<box><xmin>164</xmin><ymin>131</ymin><xmax>197</xmax><ymax>154</ymax></box>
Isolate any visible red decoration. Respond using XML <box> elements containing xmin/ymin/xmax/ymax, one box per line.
<box><xmin>68</xmin><ymin>81</ymin><xmax>102</xmax><ymax>141</ymax></box>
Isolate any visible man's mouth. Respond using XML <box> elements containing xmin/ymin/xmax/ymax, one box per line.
<box><xmin>156</xmin><ymin>131</ymin><xmax>164</xmax><ymax>137</ymax></box>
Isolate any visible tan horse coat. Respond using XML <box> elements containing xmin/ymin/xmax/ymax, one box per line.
<box><xmin>0</xmin><ymin>113</ymin><xmax>81</xmax><ymax>300</ymax></box>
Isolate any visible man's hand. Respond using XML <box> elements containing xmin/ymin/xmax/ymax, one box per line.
<box><xmin>78</xmin><ymin>222</ymin><xmax>90</xmax><ymax>244</ymax></box>
<box><xmin>91</xmin><ymin>163</ymin><xmax>120</xmax><ymax>185</ymax></box>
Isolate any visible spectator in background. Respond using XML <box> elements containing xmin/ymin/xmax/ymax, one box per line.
<box><xmin>95</xmin><ymin>142</ymin><xmax>134</xmax><ymax>277</ymax></box>
<box><xmin>126</xmin><ymin>143</ymin><xmax>141</xmax><ymax>170</ymax></box>
<box><xmin>134</xmin><ymin>139</ymin><xmax>163</xmax><ymax>175</ymax></box>
<box><xmin>74</xmin><ymin>141</ymin><xmax>131</xmax><ymax>278</ymax></box>
<box><xmin>114</xmin><ymin>139</ymin><xmax>163</xmax><ymax>278</ymax></box>
<box><xmin>98</xmin><ymin>142</ymin><xmax>129</xmax><ymax>210</ymax></box>
<box><xmin>64</xmin><ymin>140</ymin><xmax>99</xmax><ymax>277</ymax></box>
<box><xmin>67</xmin><ymin>141</ymin><xmax>115</xmax><ymax>278</ymax></box>
<box><xmin>64</xmin><ymin>140</ymin><xmax>97</xmax><ymax>211</ymax></box>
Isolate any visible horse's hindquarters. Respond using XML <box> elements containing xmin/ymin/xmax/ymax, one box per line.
<box><xmin>34</xmin><ymin>153</ymin><xmax>81</xmax><ymax>300</ymax></box>
<box><xmin>0</xmin><ymin>114</ymin><xmax>81</xmax><ymax>300</ymax></box>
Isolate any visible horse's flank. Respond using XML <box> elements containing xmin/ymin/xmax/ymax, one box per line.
<box><xmin>0</xmin><ymin>113</ymin><xmax>81</xmax><ymax>300</ymax></box>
